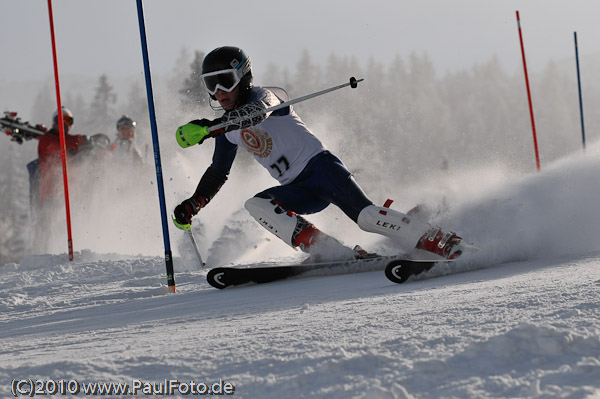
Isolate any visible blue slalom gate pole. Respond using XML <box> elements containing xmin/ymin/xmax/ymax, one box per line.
<box><xmin>136</xmin><ymin>0</ymin><xmax>176</xmax><ymax>292</ymax></box>
<box><xmin>574</xmin><ymin>31</ymin><xmax>586</xmax><ymax>150</ymax></box>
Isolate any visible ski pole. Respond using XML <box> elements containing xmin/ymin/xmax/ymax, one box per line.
<box><xmin>171</xmin><ymin>215</ymin><xmax>205</xmax><ymax>268</ymax></box>
<box><xmin>187</xmin><ymin>229</ymin><xmax>205</xmax><ymax>268</ymax></box>
<box><xmin>208</xmin><ymin>76</ymin><xmax>363</xmax><ymax>133</ymax></box>
<box><xmin>177</xmin><ymin>77</ymin><xmax>364</xmax><ymax>148</ymax></box>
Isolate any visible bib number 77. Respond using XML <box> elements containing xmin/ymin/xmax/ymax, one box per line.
<box><xmin>270</xmin><ymin>156</ymin><xmax>290</xmax><ymax>176</ymax></box>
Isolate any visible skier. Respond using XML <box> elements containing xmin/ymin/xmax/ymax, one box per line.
<box><xmin>112</xmin><ymin>115</ymin><xmax>144</xmax><ymax>166</ymax></box>
<box><xmin>173</xmin><ymin>46</ymin><xmax>473</xmax><ymax>261</ymax></box>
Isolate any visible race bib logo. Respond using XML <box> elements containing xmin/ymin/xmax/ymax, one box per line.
<box><xmin>240</xmin><ymin>128</ymin><xmax>272</xmax><ymax>158</ymax></box>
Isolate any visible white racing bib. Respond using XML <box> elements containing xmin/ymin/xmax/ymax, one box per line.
<box><xmin>224</xmin><ymin>89</ymin><xmax>325</xmax><ymax>184</ymax></box>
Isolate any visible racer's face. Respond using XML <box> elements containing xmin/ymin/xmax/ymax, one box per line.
<box><xmin>214</xmin><ymin>86</ymin><xmax>239</xmax><ymax>111</ymax></box>
<box><xmin>118</xmin><ymin>126</ymin><xmax>135</xmax><ymax>141</ymax></box>
<box><xmin>53</xmin><ymin>116</ymin><xmax>73</xmax><ymax>134</ymax></box>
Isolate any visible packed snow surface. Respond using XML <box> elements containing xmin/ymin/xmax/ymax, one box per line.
<box><xmin>2</xmin><ymin>145</ymin><xmax>600</xmax><ymax>398</ymax></box>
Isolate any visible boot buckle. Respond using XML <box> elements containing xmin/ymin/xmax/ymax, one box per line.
<box><xmin>438</xmin><ymin>231</ymin><xmax>455</xmax><ymax>249</ymax></box>
<box><xmin>427</xmin><ymin>227</ymin><xmax>441</xmax><ymax>241</ymax></box>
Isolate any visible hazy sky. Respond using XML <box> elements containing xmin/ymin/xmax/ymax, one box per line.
<box><xmin>1</xmin><ymin>0</ymin><xmax>599</xmax><ymax>84</ymax></box>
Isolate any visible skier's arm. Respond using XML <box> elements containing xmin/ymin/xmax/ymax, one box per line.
<box><xmin>173</xmin><ymin>135</ymin><xmax>237</xmax><ymax>226</ymax></box>
<box><xmin>193</xmin><ymin>135</ymin><xmax>237</xmax><ymax>205</ymax></box>
<box><xmin>175</xmin><ymin>88</ymin><xmax>281</xmax><ymax>148</ymax></box>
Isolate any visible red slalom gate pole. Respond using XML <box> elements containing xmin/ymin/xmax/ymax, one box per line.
<box><xmin>47</xmin><ymin>0</ymin><xmax>75</xmax><ymax>261</ymax></box>
<box><xmin>516</xmin><ymin>10</ymin><xmax>541</xmax><ymax>172</ymax></box>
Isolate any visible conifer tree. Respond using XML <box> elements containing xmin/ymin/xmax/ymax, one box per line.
<box><xmin>0</xmin><ymin>146</ymin><xmax>29</xmax><ymax>265</ymax></box>
<box><xmin>125</xmin><ymin>82</ymin><xmax>149</xmax><ymax>127</ymax></box>
<box><xmin>169</xmin><ymin>47</ymin><xmax>192</xmax><ymax>96</ymax></box>
<box><xmin>31</xmin><ymin>84</ymin><xmax>55</xmax><ymax>126</ymax></box>
<box><xmin>88</xmin><ymin>74</ymin><xmax>117</xmax><ymax>133</ymax></box>
<box><xmin>63</xmin><ymin>91</ymin><xmax>87</xmax><ymax>132</ymax></box>
<box><xmin>180</xmin><ymin>50</ymin><xmax>208</xmax><ymax>112</ymax></box>
<box><xmin>293</xmin><ymin>49</ymin><xmax>321</xmax><ymax>96</ymax></box>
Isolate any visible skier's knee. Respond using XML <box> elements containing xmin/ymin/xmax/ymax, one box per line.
<box><xmin>245</xmin><ymin>196</ymin><xmax>327</xmax><ymax>253</ymax></box>
<box><xmin>245</xmin><ymin>196</ymin><xmax>283</xmax><ymax>220</ymax></box>
<box><xmin>244</xmin><ymin>196</ymin><xmax>297</xmax><ymax>247</ymax></box>
<box><xmin>244</xmin><ymin>196</ymin><xmax>263</xmax><ymax>215</ymax></box>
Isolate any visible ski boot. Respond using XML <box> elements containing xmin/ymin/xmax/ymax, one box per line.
<box><xmin>415</xmin><ymin>226</ymin><xmax>475</xmax><ymax>260</ymax></box>
<box><xmin>352</xmin><ymin>245</ymin><xmax>379</xmax><ymax>260</ymax></box>
<box><xmin>357</xmin><ymin>201</ymin><xmax>477</xmax><ymax>260</ymax></box>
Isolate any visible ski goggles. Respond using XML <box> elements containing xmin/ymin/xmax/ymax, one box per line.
<box><xmin>54</xmin><ymin>114</ymin><xmax>73</xmax><ymax>126</ymax></box>
<box><xmin>201</xmin><ymin>69</ymin><xmax>243</xmax><ymax>96</ymax></box>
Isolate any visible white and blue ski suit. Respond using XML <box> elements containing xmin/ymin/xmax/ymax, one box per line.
<box><xmin>199</xmin><ymin>86</ymin><xmax>373</xmax><ymax>222</ymax></box>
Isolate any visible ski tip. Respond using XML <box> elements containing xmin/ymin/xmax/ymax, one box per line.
<box><xmin>207</xmin><ymin>268</ymin><xmax>229</xmax><ymax>289</ymax></box>
<box><xmin>385</xmin><ymin>259</ymin><xmax>438</xmax><ymax>284</ymax></box>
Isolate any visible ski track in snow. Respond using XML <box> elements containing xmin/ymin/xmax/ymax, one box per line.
<box><xmin>2</xmin><ymin>145</ymin><xmax>600</xmax><ymax>398</ymax></box>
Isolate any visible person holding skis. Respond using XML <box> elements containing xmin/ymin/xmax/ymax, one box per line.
<box><xmin>37</xmin><ymin>107</ymin><xmax>87</xmax><ymax>205</ymax></box>
<box><xmin>173</xmin><ymin>46</ymin><xmax>472</xmax><ymax>261</ymax></box>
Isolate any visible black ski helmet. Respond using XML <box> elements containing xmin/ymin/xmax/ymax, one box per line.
<box><xmin>116</xmin><ymin>115</ymin><xmax>136</xmax><ymax>129</ymax></box>
<box><xmin>202</xmin><ymin>46</ymin><xmax>253</xmax><ymax>102</ymax></box>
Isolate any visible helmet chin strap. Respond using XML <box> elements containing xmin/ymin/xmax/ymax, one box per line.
<box><xmin>208</xmin><ymin>97</ymin><xmax>224</xmax><ymax>111</ymax></box>
<box><xmin>208</xmin><ymin>84</ymin><xmax>252</xmax><ymax>112</ymax></box>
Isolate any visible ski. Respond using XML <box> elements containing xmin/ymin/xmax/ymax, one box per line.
<box><xmin>384</xmin><ymin>259</ymin><xmax>447</xmax><ymax>284</ymax></box>
<box><xmin>207</xmin><ymin>254</ymin><xmax>404</xmax><ymax>289</ymax></box>
<box><xmin>1</xmin><ymin>111</ymin><xmax>47</xmax><ymax>144</ymax></box>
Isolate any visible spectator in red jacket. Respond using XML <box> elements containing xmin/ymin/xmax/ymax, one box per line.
<box><xmin>37</xmin><ymin>107</ymin><xmax>86</xmax><ymax>204</ymax></box>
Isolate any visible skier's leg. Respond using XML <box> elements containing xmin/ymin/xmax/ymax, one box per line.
<box><xmin>301</xmin><ymin>151</ymin><xmax>373</xmax><ymax>222</ymax></box>
<box><xmin>292</xmin><ymin>151</ymin><xmax>472</xmax><ymax>259</ymax></box>
<box><xmin>255</xmin><ymin>183</ymin><xmax>329</xmax><ymax>216</ymax></box>
<box><xmin>356</xmin><ymin>204</ymin><xmax>471</xmax><ymax>259</ymax></box>
<box><xmin>244</xmin><ymin>196</ymin><xmax>317</xmax><ymax>251</ymax></box>
<box><xmin>244</xmin><ymin>196</ymin><xmax>356</xmax><ymax>260</ymax></box>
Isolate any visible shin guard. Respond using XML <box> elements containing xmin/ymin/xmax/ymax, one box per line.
<box><xmin>357</xmin><ymin>204</ymin><xmax>428</xmax><ymax>247</ymax></box>
<box><xmin>244</xmin><ymin>197</ymin><xmax>321</xmax><ymax>252</ymax></box>
<box><xmin>357</xmin><ymin>203</ymin><xmax>472</xmax><ymax>259</ymax></box>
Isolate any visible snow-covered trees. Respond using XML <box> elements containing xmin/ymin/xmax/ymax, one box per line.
<box><xmin>1</xmin><ymin>48</ymin><xmax>598</xmax><ymax>263</ymax></box>
<box><xmin>87</xmin><ymin>74</ymin><xmax>118</xmax><ymax>134</ymax></box>
<box><xmin>179</xmin><ymin>50</ymin><xmax>209</xmax><ymax>113</ymax></box>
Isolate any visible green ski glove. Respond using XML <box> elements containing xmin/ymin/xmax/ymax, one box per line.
<box><xmin>176</xmin><ymin>123</ymin><xmax>210</xmax><ymax>148</ymax></box>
